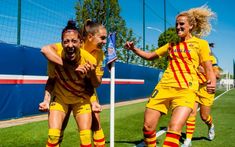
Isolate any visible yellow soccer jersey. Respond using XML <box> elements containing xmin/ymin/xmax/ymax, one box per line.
<box><xmin>155</xmin><ymin>36</ymin><xmax>211</xmax><ymax>91</ymax></box>
<box><xmin>197</xmin><ymin>55</ymin><xmax>218</xmax><ymax>84</ymax></box>
<box><xmin>81</xmin><ymin>44</ymin><xmax>105</xmax><ymax>77</ymax></box>
<box><xmin>48</xmin><ymin>43</ymin><xmax>97</xmax><ymax>104</ymax></box>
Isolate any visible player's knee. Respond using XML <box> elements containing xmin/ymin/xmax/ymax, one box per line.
<box><xmin>143</xmin><ymin>123</ymin><xmax>155</xmax><ymax>132</ymax></box>
<box><xmin>168</xmin><ymin>122</ymin><xmax>183</xmax><ymax>133</ymax></box>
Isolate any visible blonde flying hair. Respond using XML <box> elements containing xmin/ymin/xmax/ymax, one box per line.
<box><xmin>177</xmin><ymin>5</ymin><xmax>216</xmax><ymax>37</ymax></box>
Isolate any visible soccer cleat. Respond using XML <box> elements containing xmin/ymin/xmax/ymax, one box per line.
<box><xmin>181</xmin><ymin>139</ymin><xmax>192</xmax><ymax>147</ymax></box>
<box><xmin>208</xmin><ymin>124</ymin><xmax>215</xmax><ymax>140</ymax></box>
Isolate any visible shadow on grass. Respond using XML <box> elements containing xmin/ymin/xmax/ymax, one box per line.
<box><xmin>180</xmin><ymin>132</ymin><xmax>211</xmax><ymax>143</ymax></box>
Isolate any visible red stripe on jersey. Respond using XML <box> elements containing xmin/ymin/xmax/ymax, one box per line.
<box><xmin>64</xmin><ymin>67</ymin><xmax>84</xmax><ymax>86</ymax></box>
<box><xmin>197</xmin><ymin>73</ymin><xmax>206</xmax><ymax>83</ymax></box>
<box><xmin>170</xmin><ymin>59</ymin><xmax>182</xmax><ymax>88</ymax></box>
<box><xmin>170</xmin><ymin>46</ymin><xmax>189</xmax><ymax>87</ymax></box>
<box><xmin>55</xmin><ymin>66</ymin><xmax>84</xmax><ymax>98</ymax></box>
<box><xmin>183</xmin><ymin>42</ymin><xmax>192</xmax><ymax>61</ymax></box>
<box><xmin>176</xmin><ymin>44</ymin><xmax>191</xmax><ymax>74</ymax></box>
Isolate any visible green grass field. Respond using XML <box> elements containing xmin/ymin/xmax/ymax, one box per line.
<box><xmin>0</xmin><ymin>88</ymin><xmax>234</xmax><ymax>147</ymax></box>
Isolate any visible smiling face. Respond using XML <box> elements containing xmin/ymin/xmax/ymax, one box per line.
<box><xmin>62</xmin><ymin>30</ymin><xmax>81</xmax><ymax>62</ymax></box>
<box><xmin>89</xmin><ymin>27</ymin><xmax>107</xmax><ymax>50</ymax></box>
<box><xmin>176</xmin><ymin>15</ymin><xmax>193</xmax><ymax>40</ymax></box>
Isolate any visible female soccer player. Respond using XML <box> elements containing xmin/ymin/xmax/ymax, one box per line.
<box><xmin>124</xmin><ymin>6</ymin><xmax>216</xmax><ymax>147</ymax></box>
<box><xmin>182</xmin><ymin>43</ymin><xmax>221</xmax><ymax>147</ymax></box>
<box><xmin>40</xmin><ymin>20</ymin><xmax>107</xmax><ymax>147</ymax></box>
<box><xmin>39</xmin><ymin>20</ymin><xmax>98</xmax><ymax>147</ymax></box>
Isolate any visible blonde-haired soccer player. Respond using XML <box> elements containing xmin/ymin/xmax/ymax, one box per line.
<box><xmin>182</xmin><ymin>43</ymin><xmax>221</xmax><ymax>147</ymax></box>
<box><xmin>40</xmin><ymin>20</ymin><xmax>107</xmax><ymax>147</ymax></box>
<box><xmin>124</xmin><ymin>5</ymin><xmax>216</xmax><ymax>147</ymax></box>
<box><xmin>39</xmin><ymin>20</ymin><xmax>98</xmax><ymax>147</ymax></box>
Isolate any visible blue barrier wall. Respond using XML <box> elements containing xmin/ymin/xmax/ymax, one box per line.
<box><xmin>0</xmin><ymin>43</ymin><xmax>162</xmax><ymax>120</ymax></box>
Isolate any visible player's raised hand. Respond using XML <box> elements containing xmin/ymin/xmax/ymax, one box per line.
<box><xmin>124</xmin><ymin>41</ymin><xmax>135</xmax><ymax>51</ymax></box>
<box><xmin>75</xmin><ymin>64</ymin><xmax>89</xmax><ymax>75</ymax></box>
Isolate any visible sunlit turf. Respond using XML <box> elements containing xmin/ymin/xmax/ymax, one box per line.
<box><xmin>0</xmin><ymin>89</ymin><xmax>234</xmax><ymax>147</ymax></box>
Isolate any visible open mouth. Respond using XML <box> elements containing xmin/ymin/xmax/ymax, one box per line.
<box><xmin>65</xmin><ymin>47</ymin><xmax>76</xmax><ymax>60</ymax></box>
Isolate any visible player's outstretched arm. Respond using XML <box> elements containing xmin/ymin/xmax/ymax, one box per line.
<box><xmin>41</xmin><ymin>44</ymin><xmax>63</xmax><ymax>65</ymax></box>
<box><xmin>124</xmin><ymin>41</ymin><xmax>159</xmax><ymax>60</ymax></box>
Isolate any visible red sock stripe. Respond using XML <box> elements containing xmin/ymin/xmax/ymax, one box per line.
<box><xmin>186</xmin><ymin>132</ymin><xmax>193</xmax><ymax>134</ymax></box>
<box><xmin>163</xmin><ymin>141</ymin><xmax>179</xmax><ymax>147</ymax></box>
<box><xmin>144</xmin><ymin>130</ymin><xmax>156</xmax><ymax>138</ymax></box>
<box><xmin>47</xmin><ymin>142</ymin><xmax>59</xmax><ymax>147</ymax></box>
<box><xmin>166</xmin><ymin>132</ymin><xmax>180</xmax><ymax>140</ymax></box>
<box><xmin>187</xmin><ymin>123</ymin><xmax>195</xmax><ymax>126</ymax></box>
<box><xmin>80</xmin><ymin>144</ymin><xmax>92</xmax><ymax>147</ymax></box>
<box><xmin>93</xmin><ymin>138</ymin><xmax>105</xmax><ymax>142</ymax></box>
<box><xmin>145</xmin><ymin>139</ymin><xmax>157</xmax><ymax>145</ymax></box>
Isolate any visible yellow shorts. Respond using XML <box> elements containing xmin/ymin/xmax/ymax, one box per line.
<box><xmin>49</xmin><ymin>96</ymin><xmax>91</xmax><ymax>116</ymax></box>
<box><xmin>146</xmin><ymin>86</ymin><xmax>196</xmax><ymax>114</ymax></box>
<box><xmin>196</xmin><ymin>83</ymin><xmax>215</xmax><ymax>106</ymax></box>
<box><xmin>90</xmin><ymin>89</ymin><xmax>98</xmax><ymax>103</ymax></box>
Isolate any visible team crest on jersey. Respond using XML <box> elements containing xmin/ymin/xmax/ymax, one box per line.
<box><xmin>188</xmin><ymin>43</ymin><xmax>194</xmax><ymax>48</ymax></box>
<box><xmin>188</xmin><ymin>82</ymin><xmax>192</xmax><ymax>87</ymax></box>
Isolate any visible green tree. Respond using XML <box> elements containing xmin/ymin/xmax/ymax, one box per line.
<box><xmin>145</xmin><ymin>27</ymin><xmax>180</xmax><ymax>70</ymax></box>
<box><xmin>75</xmin><ymin>0</ymin><xmax>141</xmax><ymax>64</ymax></box>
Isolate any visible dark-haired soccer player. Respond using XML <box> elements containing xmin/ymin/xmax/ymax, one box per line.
<box><xmin>39</xmin><ymin>20</ymin><xmax>98</xmax><ymax>147</ymax></box>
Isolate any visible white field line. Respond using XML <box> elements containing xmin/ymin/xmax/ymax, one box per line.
<box><xmin>135</xmin><ymin>88</ymin><xmax>233</xmax><ymax>147</ymax></box>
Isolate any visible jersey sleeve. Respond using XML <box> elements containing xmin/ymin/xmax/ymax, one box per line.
<box><xmin>199</xmin><ymin>40</ymin><xmax>211</xmax><ymax>63</ymax></box>
<box><xmin>154</xmin><ymin>43</ymin><xmax>169</xmax><ymax>57</ymax></box>
<box><xmin>47</xmin><ymin>61</ymin><xmax>55</xmax><ymax>78</ymax></box>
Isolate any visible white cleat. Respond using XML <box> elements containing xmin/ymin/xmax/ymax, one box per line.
<box><xmin>208</xmin><ymin>124</ymin><xmax>215</xmax><ymax>140</ymax></box>
<box><xmin>181</xmin><ymin>139</ymin><xmax>192</xmax><ymax>147</ymax></box>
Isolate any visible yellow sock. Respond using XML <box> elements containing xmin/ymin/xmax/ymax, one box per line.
<box><xmin>143</xmin><ymin>130</ymin><xmax>156</xmax><ymax>147</ymax></box>
<box><xmin>204</xmin><ymin>115</ymin><xmax>213</xmax><ymax>126</ymax></box>
<box><xmin>80</xmin><ymin>129</ymin><xmax>92</xmax><ymax>147</ymax></box>
<box><xmin>58</xmin><ymin>131</ymin><xmax>64</xmax><ymax>144</ymax></box>
<box><xmin>186</xmin><ymin>116</ymin><xmax>196</xmax><ymax>139</ymax></box>
<box><xmin>93</xmin><ymin>128</ymin><xmax>105</xmax><ymax>147</ymax></box>
<box><xmin>46</xmin><ymin>128</ymin><xmax>61</xmax><ymax>147</ymax></box>
<box><xmin>163</xmin><ymin>131</ymin><xmax>181</xmax><ymax>147</ymax></box>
